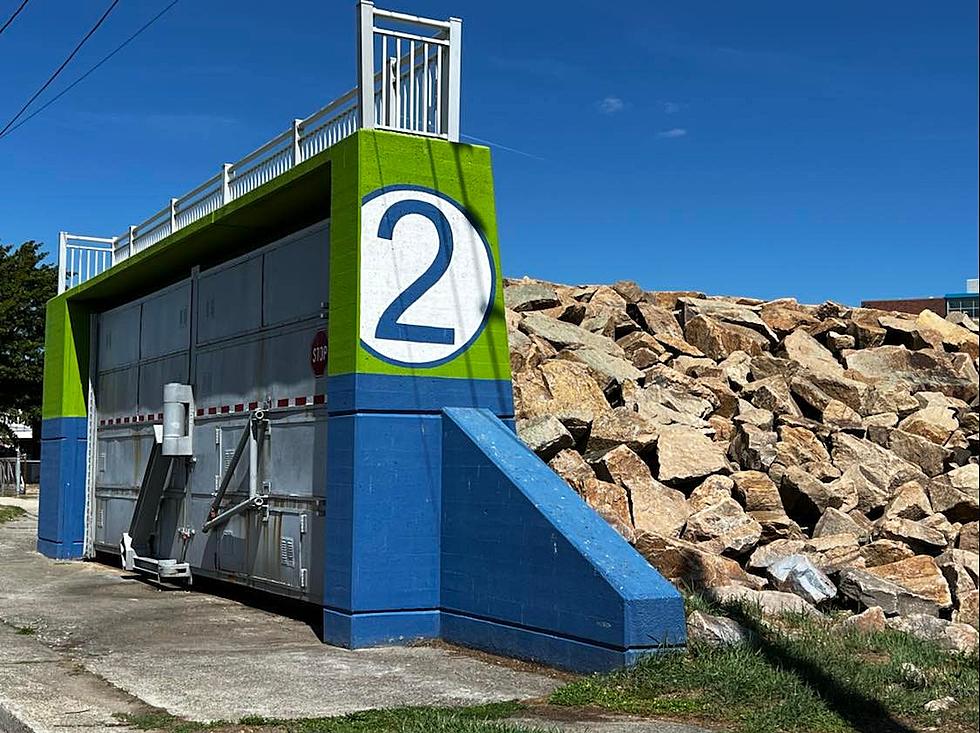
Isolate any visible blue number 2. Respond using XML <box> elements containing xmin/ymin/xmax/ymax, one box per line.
<box><xmin>374</xmin><ymin>200</ymin><xmax>455</xmax><ymax>345</ymax></box>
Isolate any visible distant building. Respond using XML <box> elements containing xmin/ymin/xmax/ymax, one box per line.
<box><xmin>862</xmin><ymin>278</ymin><xmax>979</xmax><ymax>319</ymax></box>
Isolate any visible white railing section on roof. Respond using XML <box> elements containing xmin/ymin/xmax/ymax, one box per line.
<box><xmin>58</xmin><ymin>1</ymin><xmax>461</xmax><ymax>294</ymax></box>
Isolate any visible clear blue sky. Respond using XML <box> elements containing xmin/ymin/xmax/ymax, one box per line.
<box><xmin>1</xmin><ymin>1</ymin><xmax>977</xmax><ymax>305</ymax></box>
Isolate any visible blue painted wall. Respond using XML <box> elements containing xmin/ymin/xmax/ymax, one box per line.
<box><xmin>440</xmin><ymin>408</ymin><xmax>687</xmax><ymax>670</ymax></box>
<box><xmin>37</xmin><ymin>417</ymin><xmax>88</xmax><ymax>559</ymax></box>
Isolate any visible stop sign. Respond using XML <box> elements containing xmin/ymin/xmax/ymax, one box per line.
<box><xmin>310</xmin><ymin>329</ymin><xmax>327</xmax><ymax>376</ymax></box>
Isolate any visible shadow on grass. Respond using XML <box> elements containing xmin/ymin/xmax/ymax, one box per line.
<box><xmin>725</xmin><ymin>605</ymin><xmax>918</xmax><ymax>733</ymax></box>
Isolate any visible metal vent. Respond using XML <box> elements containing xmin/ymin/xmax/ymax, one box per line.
<box><xmin>280</xmin><ymin>537</ymin><xmax>296</xmax><ymax>568</ymax></box>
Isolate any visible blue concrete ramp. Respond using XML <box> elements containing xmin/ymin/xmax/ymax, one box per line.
<box><xmin>440</xmin><ymin>408</ymin><xmax>686</xmax><ymax>671</ymax></box>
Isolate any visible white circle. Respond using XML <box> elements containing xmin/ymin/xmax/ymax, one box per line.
<box><xmin>359</xmin><ymin>188</ymin><xmax>494</xmax><ymax>366</ymax></box>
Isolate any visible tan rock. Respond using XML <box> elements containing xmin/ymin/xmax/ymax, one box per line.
<box><xmin>747</xmin><ymin>539</ymin><xmax>807</xmax><ymax>571</ymax></box>
<box><xmin>684</xmin><ymin>314</ymin><xmax>770</xmax><ymax>360</ymax></box>
<box><xmin>953</xmin><ymin>589</ymin><xmax>979</xmax><ymax>630</ymax></box>
<box><xmin>689</xmin><ymin>475</ymin><xmax>735</xmax><ymax>513</ymax></box>
<box><xmin>877</xmin><ymin>517</ymin><xmax>948</xmax><ymax>553</ymax></box>
<box><xmin>860</xmin><ymin>539</ymin><xmax>915</xmax><ymax>567</ymax></box>
<box><xmin>707</xmin><ymin>584</ymin><xmax>823</xmax><ymax>618</ymax></box>
<box><xmin>683</xmin><ymin>498</ymin><xmax>763</xmax><ymax>555</ymax></box>
<box><xmin>653</xmin><ymin>332</ymin><xmax>706</xmax><ymax>357</ymax></box>
<box><xmin>718</xmin><ymin>351</ymin><xmax>752</xmax><ymax>389</ymax></box>
<box><xmin>535</xmin><ymin>359</ymin><xmax>611</xmax><ymax>427</ymax></box>
<box><xmin>627</xmin><ymin>302</ymin><xmax>684</xmax><ymax>339</ymax></box>
<box><xmin>548</xmin><ymin>449</ymin><xmax>595</xmax><ymax>491</ymax></box>
<box><xmin>731</xmin><ymin>470</ymin><xmax>784</xmax><ymax>512</ymax></box>
<box><xmin>882</xmin><ymin>480</ymin><xmax>933</xmax><ymax>521</ymax></box>
<box><xmin>593</xmin><ymin>445</ymin><xmax>690</xmax><ymax>538</ymax></box>
<box><xmin>830</xmin><ymin>433</ymin><xmax>924</xmax><ymax>501</ymax></box>
<box><xmin>917</xmin><ymin>308</ymin><xmax>980</xmax><ymax>359</ymax></box>
<box><xmin>928</xmin><ymin>477</ymin><xmax>978</xmax><ymax>524</ymax></box>
<box><xmin>782</xmin><ymin>465</ymin><xmax>857</xmax><ymax>520</ymax></box>
<box><xmin>841</xmin><ymin>606</ymin><xmax>887</xmax><ymax>633</ymax></box>
<box><xmin>886</xmin><ymin>614</ymin><xmax>978</xmax><ymax>653</ymax></box>
<box><xmin>760</xmin><ymin>300</ymin><xmax>819</xmax><ymax>334</ymax></box>
<box><xmin>879</xmin><ymin>429</ymin><xmax>949</xmax><ymax>477</ymax></box>
<box><xmin>958</xmin><ymin>521</ymin><xmax>979</xmax><ymax>553</ymax></box>
<box><xmin>728</xmin><ymin>423</ymin><xmax>777</xmax><ymax>471</ymax></box>
<box><xmin>844</xmin><ymin>346</ymin><xmax>979</xmax><ymax>403</ymax></box>
<box><xmin>657</xmin><ymin>424</ymin><xmax>730</xmax><ymax>485</ymax></box>
<box><xmin>521</xmin><ymin>311</ymin><xmax>625</xmax><ymax>356</ymax></box>
<box><xmin>635</xmin><ymin>533</ymin><xmax>766</xmax><ymax>591</ymax></box>
<box><xmin>750</xmin><ymin>510</ymin><xmax>805</xmax><ymax>542</ymax></box>
<box><xmin>574</xmin><ymin>478</ymin><xmax>635</xmax><ymax>541</ymax></box>
<box><xmin>813</xmin><ymin>507</ymin><xmax>866</xmax><ymax>540</ymax></box>
<box><xmin>742</xmin><ymin>376</ymin><xmax>802</xmax><ymax>417</ymax></box>
<box><xmin>945</xmin><ymin>464</ymin><xmax>979</xmax><ymax>496</ymax></box>
<box><xmin>782</xmin><ymin>328</ymin><xmax>846</xmax><ymax>377</ymax></box>
<box><xmin>898</xmin><ymin>406</ymin><xmax>958</xmax><ymax>446</ymax></box>
<box><xmin>936</xmin><ymin>549</ymin><xmax>979</xmax><ymax>607</ymax></box>
<box><xmin>775</xmin><ymin>425</ymin><xmax>831</xmax><ymax>467</ymax></box>
<box><xmin>866</xmin><ymin>555</ymin><xmax>952</xmax><ymax>610</ymax></box>
<box><xmin>557</xmin><ymin>347</ymin><xmax>643</xmax><ymax>391</ymax></box>
<box><xmin>585</xmin><ymin>407</ymin><xmax>659</xmax><ymax>457</ymax></box>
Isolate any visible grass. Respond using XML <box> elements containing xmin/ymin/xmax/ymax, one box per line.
<box><xmin>551</xmin><ymin>601</ymin><xmax>979</xmax><ymax>733</ymax></box>
<box><xmin>0</xmin><ymin>505</ymin><xmax>26</xmax><ymax>524</ymax></box>
<box><xmin>115</xmin><ymin>702</ymin><xmax>542</xmax><ymax>733</ymax></box>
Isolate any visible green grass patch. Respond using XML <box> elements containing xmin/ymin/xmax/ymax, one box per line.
<box><xmin>551</xmin><ymin>605</ymin><xmax>979</xmax><ymax>733</ymax></box>
<box><xmin>0</xmin><ymin>505</ymin><xmax>26</xmax><ymax>524</ymax></box>
<box><xmin>116</xmin><ymin>702</ymin><xmax>539</xmax><ymax>733</ymax></box>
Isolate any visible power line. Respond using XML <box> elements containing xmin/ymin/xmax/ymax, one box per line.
<box><xmin>0</xmin><ymin>0</ymin><xmax>120</xmax><ymax>138</ymax></box>
<box><xmin>0</xmin><ymin>0</ymin><xmax>31</xmax><ymax>36</ymax></box>
<box><xmin>0</xmin><ymin>0</ymin><xmax>181</xmax><ymax>140</ymax></box>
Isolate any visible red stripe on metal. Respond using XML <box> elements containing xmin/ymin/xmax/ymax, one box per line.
<box><xmin>196</xmin><ymin>408</ymin><xmax>205</xmax><ymax>417</ymax></box>
<box><xmin>157</xmin><ymin>412</ymin><xmax>164</xmax><ymax>420</ymax></box>
<box><xmin>220</xmin><ymin>405</ymin><xmax>230</xmax><ymax>414</ymax></box>
<box><xmin>313</xmin><ymin>394</ymin><xmax>325</xmax><ymax>405</ymax></box>
<box><xmin>248</xmin><ymin>401</ymin><xmax>258</xmax><ymax>410</ymax></box>
<box><xmin>277</xmin><ymin>398</ymin><xmax>289</xmax><ymax>408</ymax></box>
<box><xmin>294</xmin><ymin>396</ymin><xmax>307</xmax><ymax>406</ymax></box>
<box><xmin>234</xmin><ymin>403</ymin><xmax>245</xmax><ymax>412</ymax></box>
<box><xmin>207</xmin><ymin>407</ymin><xmax>217</xmax><ymax>415</ymax></box>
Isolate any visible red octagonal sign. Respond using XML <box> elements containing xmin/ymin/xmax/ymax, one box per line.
<box><xmin>310</xmin><ymin>329</ymin><xmax>327</xmax><ymax>377</ymax></box>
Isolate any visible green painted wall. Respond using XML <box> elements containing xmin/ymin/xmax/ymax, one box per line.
<box><xmin>42</xmin><ymin>129</ymin><xmax>509</xmax><ymax>421</ymax></box>
<box><xmin>327</xmin><ymin>130</ymin><xmax>511</xmax><ymax>383</ymax></box>
<box><xmin>41</xmin><ymin>297</ymin><xmax>90</xmax><ymax>419</ymax></box>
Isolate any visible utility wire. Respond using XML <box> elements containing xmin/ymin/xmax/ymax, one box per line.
<box><xmin>0</xmin><ymin>0</ymin><xmax>120</xmax><ymax>138</ymax></box>
<box><xmin>0</xmin><ymin>0</ymin><xmax>180</xmax><ymax>140</ymax></box>
<box><xmin>0</xmin><ymin>0</ymin><xmax>31</xmax><ymax>36</ymax></box>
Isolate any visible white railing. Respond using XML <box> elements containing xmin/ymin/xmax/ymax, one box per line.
<box><xmin>58</xmin><ymin>1</ymin><xmax>461</xmax><ymax>294</ymax></box>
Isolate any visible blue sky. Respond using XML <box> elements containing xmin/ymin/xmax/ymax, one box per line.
<box><xmin>1</xmin><ymin>0</ymin><xmax>977</xmax><ymax>305</ymax></box>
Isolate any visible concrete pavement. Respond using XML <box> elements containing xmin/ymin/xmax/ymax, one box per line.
<box><xmin>0</xmin><ymin>497</ymin><xmax>708</xmax><ymax>733</ymax></box>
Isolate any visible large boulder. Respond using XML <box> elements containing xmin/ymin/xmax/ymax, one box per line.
<box><xmin>516</xmin><ymin>415</ymin><xmax>574</xmax><ymax>461</ymax></box>
<box><xmin>635</xmin><ymin>534</ymin><xmax>766</xmax><ymax>591</ymax></box>
<box><xmin>521</xmin><ymin>312</ymin><xmax>625</xmax><ymax>356</ymax></box>
<box><xmin>592</xmin><ymin>445</ymin><xmax>689</xmax><ymax>538</ymax></box>
<box><xmin>685</xmin><ymin>314</ymin><xmax>770</xmax><ymax>360</ymax></box>
<box><xmin>657</xmin><ymin>424</ymin><xmax>730</xmax><ymax>485</ymax></box>
<box><xmin>843</xmin><ymin>346</ymin><xmax>979</xmax><ymax>403</ymax></box>
<box><xmin>683</xmin><ymin>498</ymin><xmax>763</xmax><ymax>555</ymax></box>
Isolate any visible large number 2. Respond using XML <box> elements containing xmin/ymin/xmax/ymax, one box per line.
<box><xmin>374</xmin><ymin>200</ymin><xmax>455</xmax><ymax>345</ymax></box>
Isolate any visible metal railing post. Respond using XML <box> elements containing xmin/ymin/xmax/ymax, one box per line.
<box><xmin>128</xmin><ymin>226</ymin><xmax>136</xmax><ymax>258</ymax></box>
<box><xmin>221</xmin><ymin>163</ymin><xmax>232</xmax><ymax>205</ymax></box>
<box><xmin>292</xmin><ymin>119</ymin><xmax>303</xmax><ymax>165</ymax></box>
<box><xmin>57</xmin><ymin>231</ymin><xmax>68</xmax><ymax>294</ymax></box>
<box><xmin>170</xmin><ymin>198</ymin><xmax>178</xmax><ymax>234</ymax></box>
<box><xmin>357</xmin><ymin>1</ymin><xmax>376</xmax><ymax>130</ymax></box>
<box><xmin>445</xmin><ymin>16</ymin><xmax>462</xmax><ymax>142</ymax></box>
